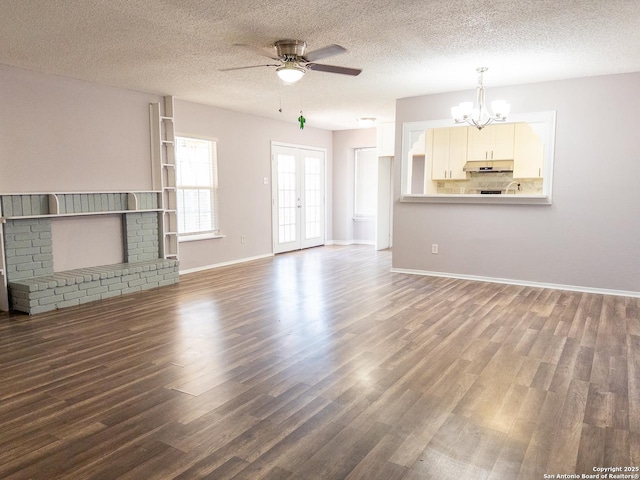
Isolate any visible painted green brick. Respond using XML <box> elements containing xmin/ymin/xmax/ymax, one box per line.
<box><xmin>29</xmin><ymin>305</ymin><xmax>57</xmax><ymax>314</ymax></box>
<box><xmin>39</xmin><ymin>295</ymin><xmax>64</xmax><ymax>306</ymax></box>
<box><xmin>108</xmin><ymin>282</ymin><xmax>127</xmax><ymax>292</ymax></box>
<box><xmin>63</xmin><ymin>290</ymin><xmax>86</xmax><ymax>301</ymax></box>
<box><xmin>57</xmin><ymin>299</ymin><xmax>81</xmax><ymax>309</ymax></box>
<box><xmin>65</xmin><ymin>195</ymin><xmax>74</xmax><ymax>213</ymax></box>
<box><xmin>55</xmin><ymin>285</ymin><xmax>80</xmax><ymax>295</ymax></box>
<box><xmin>79</xmin><ymin>294</ymin><xmax>103</xmax><ymax>304</ymax></box>
<box><xmin>101</xmin><ymin>290</ymin><xmax>121</xmax><ymax>300</ymax></box>
<box><xmin>21</xmin><ymin>196</ymin><xmax>32</xmax><ymax>216</ymax></box>
<box><xmin>11</xmin><ymin>197</ymin><xmax>22</xmax><ymax>216</ymax></box>
<box><xmin>1</xmin><ymin>196</ymin><xmax>12</xmax><ymax>216</ymax></box>
<box><xmin>80</xmin><ymin>194</ymin><xmax>89</xmax><ymax>212</ymax></box>
<box><xmin>86</xmin><ymin>286</ymin><xmax>109</xmax><ymax>296</ymax></box>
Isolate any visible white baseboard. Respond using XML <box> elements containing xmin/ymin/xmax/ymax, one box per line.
<box><xmin>328</xmin><ymin>239</ymin><xmax>375</xmax><ymax>246</ymax></box>
<box><xmin>180</xmin><ymin>253</ymin><xmax>274</xmax><ymax>275</ymax></box>
<box><xmin>391</xmin><ymin>268</ymin><xmax>640</xmax><ymax>298</ymax></box>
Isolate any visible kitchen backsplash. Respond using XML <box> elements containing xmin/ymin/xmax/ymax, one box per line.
<box><xmin>436</xmin><ymin>172</ymin><xmax>543</xmax><ymax>195</ymax></box>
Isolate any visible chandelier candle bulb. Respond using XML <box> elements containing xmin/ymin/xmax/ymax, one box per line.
<box><xmin>491</xmin><ymin>100</ymin><xmax>511</xmax><ymax>118</ymax></box>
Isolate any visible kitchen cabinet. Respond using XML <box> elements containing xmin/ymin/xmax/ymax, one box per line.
<box><xmin>466</xmin><ymin>123</ymin><xmax>515</xmax><ymax>161</ymax></box>
<box><xmin>428</xmin><ymin>127</ymin><xmax>467</xmax><ymax>180</ymax></box>
<box><xmin>513</xmin><ymin>123</ymin><xmax>544</xmax><ymax>178</ymax></box>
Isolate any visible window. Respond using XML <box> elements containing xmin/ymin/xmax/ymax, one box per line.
<box><xmin>175</xmin><ymin>136</ymin><xmax>219</xmax><ymax>238</ymax></box>
<box><xmin>354</xmin><ymin>147</ymin><xmax>378</xmax><ymax>217</ymax></box>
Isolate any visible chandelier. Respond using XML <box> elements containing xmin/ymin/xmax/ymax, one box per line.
<box><xmin>451</xmin><ymin>67</ymin><xmax>510</xmax><ymax>130</ymax></box>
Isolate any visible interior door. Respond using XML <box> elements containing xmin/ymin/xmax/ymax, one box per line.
<box><xmin>272</xmin><ymin>144</ymin><xmax>325</xmax><ymax>254</ymax></box>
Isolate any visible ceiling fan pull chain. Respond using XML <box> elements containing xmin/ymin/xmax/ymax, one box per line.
<box><xmin>298</xmin><ymin>111</ymin><xmax>306</xmax><ymax>130</ymax></box>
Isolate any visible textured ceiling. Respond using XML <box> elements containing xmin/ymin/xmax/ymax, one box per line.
<box><xmin>0</xmin><ymin>0</ymin><xmax>639</xmax><ymax>130</ymax></box>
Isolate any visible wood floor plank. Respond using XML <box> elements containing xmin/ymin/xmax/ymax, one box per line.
<box><xmin>517</xmin><ymin>391</ymin><xmax>564</xmax><ymax>479</ymax></box>
<box><xmin>604</xmin><ymin>427</ymin><xmax>630</xmax><ymax>467</ymax></box>
<box><xmin>575</xmin><ymin>423</ymin><xmax>605</xmax><ymax>474</ymax></box>
<box><xmin>0</xmin><ymin>245</ymin><xmax>638</xmax><ymax>479</ymax></box>
<box><xmin>546</xmin><ymin>379</ymin><xmax>589</xmax><ymax>473</ymax></box>
<box><xmin>295</xmin><ymin>421</ymin><xmax>390</xmax><ymax>480</ymax></box>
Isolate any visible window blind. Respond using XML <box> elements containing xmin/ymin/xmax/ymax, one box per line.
<box><xmin>175</xmin><ymin>136</ymin><xmax>219</xmax><ymax>235</ymax></box>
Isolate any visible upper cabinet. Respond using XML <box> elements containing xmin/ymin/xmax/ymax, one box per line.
<box><xmin>428</xmin><ymin>127</ymin><xmax>468</xmax><ymax>180</ymax></box>
<box><xmin>513</xmin><ymin>123</ymin><xmax>544</xmax><ymax>178</ymax></box>
<box><xmin>466</xmin><ymin>123</ymin><xmax>515</xmax><ymax>161</ymax></box>
<box><xmin>376</xmin><ymin>122</ymin><xmax>395</xmax><ymax>157</ymax></box>
<box><xmin>427</xmin><ymin>123</ymin><xmax>547</xmax><ymax>181</ymax></box>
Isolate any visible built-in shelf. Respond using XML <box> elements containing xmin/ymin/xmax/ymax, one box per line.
<box><xmin>151</xmin><ymin>96</ymin><xmax>179</xmax><ymax>260</ymax></box>
<box><xmin>2</xmin><ymin>209</ymin><xmax>162</xmax><ymax>221</ymax></box>
<box><xmin>0</xmin><ymin>191</ymin><xmax>161</xmax><ymax>219</ymax></box>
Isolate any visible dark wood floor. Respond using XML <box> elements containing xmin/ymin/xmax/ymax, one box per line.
<box><xmin>0</xmin><ymin>246</ymin><xmax>638</xmax><ymax>479</ymax></box>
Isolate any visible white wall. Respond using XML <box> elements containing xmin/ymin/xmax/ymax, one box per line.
<box><xmin>332</xmin><ymin>128</ymin><xmax>377</xmax><ymax>244</ymax></box>
<box><xmin>174</xmin><ymin>100</ymin><xmax>333</xmax><ymax>272</ymax></box>
<box><xmin>51</xmin><ymin>215</ymin><xmax>123</xmax><ymax>271</ymax></box>
<box><xmin>0</xmin><ymin>64</ymin><xmax>159</xmax><ymax>193</ymax></box>
<box><xmin>393</xmin><ymin>72</ymin><xmax>640</xmax><ymax>294</ymax></box>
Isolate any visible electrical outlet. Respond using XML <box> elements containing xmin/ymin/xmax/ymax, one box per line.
<box><xmin>460</xmin><ymin>187</ymin><xmax>465</xmax><ymax>194</ymax></box>
<box><xmin>431</xmin><ymin>244</ymin><xmax>439</xmax><ymax>254</ymax></box>
<box><xmin>241</xmin><ymin>235</ymin><xmax>245</xmax><ymax>244</ymax></box>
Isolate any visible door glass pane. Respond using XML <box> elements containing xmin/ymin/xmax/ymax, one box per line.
<box><xmin>305</xmin><ymin>156</ymin><xmax>321</xmax><ymax>240</ymax></box>
<box><xmin>277</xmin><ymin>154</ymin><xmax>297</xmax><ymax>243</ymax></box>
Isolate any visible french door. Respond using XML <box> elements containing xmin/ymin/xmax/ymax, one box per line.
<box><xmin>271</xmin><ymin>144</ymin><xmax>325</xmax><ymax>254</ymax></box>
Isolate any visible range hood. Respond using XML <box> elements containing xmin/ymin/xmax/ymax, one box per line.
<box><xmin>463</xmin><ymin>160</ymin><xmax>514</xmax><ymax>173</ymax></box>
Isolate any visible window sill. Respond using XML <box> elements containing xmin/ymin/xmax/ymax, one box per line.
<box><xmin>179</xmin><ymin>233</ymin><xmax>225</xmax><ymax>243</ymax></box>
<box><xmin>400</xmin><ymin>194</ymin><xmax>552</xmax><ymax>205</ymax></box>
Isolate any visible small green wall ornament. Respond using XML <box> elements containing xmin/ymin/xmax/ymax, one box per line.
<box><xmin>298</xmin><ymin>112</ymin><xmax>306</xmax><ymax>130</ymax></box>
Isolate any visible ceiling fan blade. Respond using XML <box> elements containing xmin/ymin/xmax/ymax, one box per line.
<box><xmin>303</xmin><ymin>44</ymin><xmax>346</xmax><ymax>62</ymax></box>
<box><xmin>219</xmin><ymin>64</ymin><xmax>280</xmax><ymax>72</ymax></box>
<box><xmin>306</xmin><ymin>63</ymin><xmax>362</xmax><ymax>76</ymax></box>
<box><xmin>233</xmin><ymin>43</ymin><xmax>279</xmax><ymax>60</ymax></box>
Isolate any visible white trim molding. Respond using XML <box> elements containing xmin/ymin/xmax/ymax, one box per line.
<box><xmin>391</xmin><ymin>268</ymin><xmax>640</xmax><ymax>298</ymax></box>
<box><xmin>179</xmin><ymin>253</ymin><xmax>273</xmax><ymax>275</ymax></box>
<box><xmin>328</xmin><ymin>239</ymin><xmax>376</xmax><ymax>246</ymax></box>
<box><xmin>179</xmin><ymin>233</ymin><xmax>225</xmax><ymax>243</ymax></box>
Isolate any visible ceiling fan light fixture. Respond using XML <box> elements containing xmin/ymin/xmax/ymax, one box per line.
<box><xmin>276</xmin><ymin>62</ymin><xmax>305</xmax><ymax>84</ymax></box>
<box><xmin>357</xmin><ymin>117</ymin><xmax>376</xmax><ymax>127</ymax></box>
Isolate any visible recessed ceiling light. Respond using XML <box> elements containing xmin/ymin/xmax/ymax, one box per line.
<box><xmin>357</xmin><ymin>117</ymin><xmax>376</xmax><ymax>127</ymax></box>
